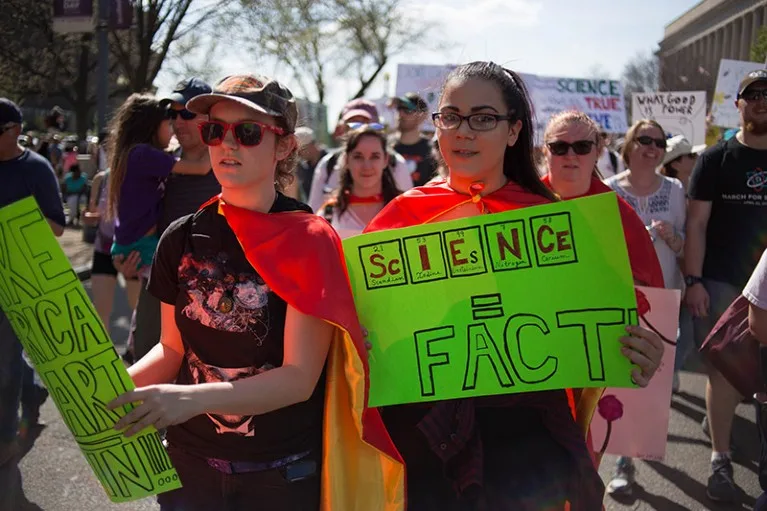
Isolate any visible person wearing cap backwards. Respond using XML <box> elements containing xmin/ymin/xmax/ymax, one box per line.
<box><xmin>108</xmin><ymin>75</ymin><xmax>404</xmax><ymax>510</ymax></box>
<box><xmin>307</xmin><ymin>98</ymin><xmax>413</xmax><ymax>211</ymax></box>
<box><xmin>391</xmin><ymin>92</ymin><xmax>438</xmax><ymax>186</ymax></box>
<box><xmin>684</xmin><ymin>69</ymin><xmax>767</xmax><ymax>503</ymax></box>
<box><xmin>117</xmin><ymin>77</ymin><xmax>222</xmax><ymax>364</ymax></box>
<box><xmin>660</xmin><ymin>134</ymin><xmax>706</xmax><ymax>191</ymax></box>
<box><xmin>0</xmin><ymin>99</ymin><xmax>66</xmax><ymax>466</ymax></box>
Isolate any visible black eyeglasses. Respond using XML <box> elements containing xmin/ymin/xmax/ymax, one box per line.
<box><xmin>198</xmin><ymin>120</ymin><xmax>284</xmax><ymax>147</ymax></box>
<box><xmin>547</xmin><ymin>140</ymin><xmax>596</xmax><ymax>156</ymax></box>
<box><xmin>741</xmin><ymin>89</ymin><xmax>767</xmax><ymax>102</ymax></box>
<box><xmin>166</xmin><ymin>108</ymin><xmax>197</xmax><ymax>121</ymax></box>
<box><xmin>636</xmin><ymin>135</ymin><xmax>667</xmax><ymax>149</ymax></box>
<box><xmin>432</xmin><ymin>112</ymin><xmax>514</xmax><ymax>132</ymax></box>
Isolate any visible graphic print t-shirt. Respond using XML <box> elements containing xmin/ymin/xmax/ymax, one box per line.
<box><xmin>688</xmin><ymin>137</ymin><xmax>767</xmax><ymax>288</ymax></box>
<box><xmin>148</xmin><ymin>193</ymin><xmax>325</xmax><ymax>462</ymax></box>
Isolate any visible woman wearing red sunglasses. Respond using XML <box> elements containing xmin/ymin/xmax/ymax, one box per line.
<box><xmin>107</xmin><ymin>75</ymin><xmax>403</xmax><ymax>510</ymax></box>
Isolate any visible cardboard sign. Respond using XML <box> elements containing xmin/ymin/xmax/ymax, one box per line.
<box><xmin>521</xmin><ymin>73</ymin><xmax>628</xmax><ymax>136</ymax></box>
<box><xmin>711</xmin><ymin>59</ymin><xmax>764</xmax><ymax>129</ymax></box>
<box><xmin>0</xmin><ymin>198</ymin><xmax>181</xmax><ymax>502</ymax></box>
<box><xmin>343</xmin><ymin>194</ymin><xmax>639</xmax><ymax>407</ymax></box>
<box><xmin>590</xmin><ymin>287</ymin><xmax>680</xmax><ymax>460</ymax></box>
<box><xmin>632</xmin><ymin>92</ymin><xmax>707</xmax><ymax>146</ymax></box>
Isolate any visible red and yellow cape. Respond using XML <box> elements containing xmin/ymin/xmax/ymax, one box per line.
<box><xmin>207</xmin><ymin>196</ymin><xmax>405</xmax><ymax>511</ymax></box>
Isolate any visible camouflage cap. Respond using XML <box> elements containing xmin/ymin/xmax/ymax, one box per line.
<box><xmin>186</xmin><ymin>74</ymin><xmax>298</xmax><ymax>132</ymax></box>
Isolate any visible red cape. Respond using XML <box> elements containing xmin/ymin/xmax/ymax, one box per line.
<box><xmin>540</xmin><ymin>175</ymin><xmax>664</xmax><ymax>288</ymax></box>
<box><xmin>202</xmin><ymin>196</ymin><xmax>405</xmax><ymax>510</ymax></box>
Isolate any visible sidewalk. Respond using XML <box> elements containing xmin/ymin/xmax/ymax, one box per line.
<box><xmin>58</xmin><ymin>225</ymin><xmax>93</xmax><ymax>274</ymax></box>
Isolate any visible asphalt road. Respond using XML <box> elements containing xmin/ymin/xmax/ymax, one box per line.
<box><xmin>0</xmin><ymin>279</ymin><xmax>762</xmax><ymax>511</ymax></box>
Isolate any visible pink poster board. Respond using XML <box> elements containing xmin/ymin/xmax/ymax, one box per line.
<box><xmin>590</xmin><ymin>286</ymin><xmax>681</xmax><ymax>461</ymax></box>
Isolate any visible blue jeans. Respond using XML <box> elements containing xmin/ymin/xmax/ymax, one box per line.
<box><xmin>0</xmin><ymin>309</ymin><xmax>22</xmax><ymax>443</ymax></box>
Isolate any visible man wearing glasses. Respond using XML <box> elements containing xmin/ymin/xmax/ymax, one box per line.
<box><xmin>685</xmin><ymin>70</ymin><xmax>767</xmax><ymax>503</ymax></box>
<box><xmin>118</xmin><ymin>78</ymin><xmax>221</xmax><ymax>363</ymax></box>
<box><xmin>0</xmin><ymin>98</ymin><xmax>65</xmax><ymax>467</ymax></box>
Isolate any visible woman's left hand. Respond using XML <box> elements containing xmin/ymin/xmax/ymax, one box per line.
<box><xmin>620</xmin><ymin>325</ymin><xmax>665</xmax><ymax>387</ymax></box>
<box><xmin>108</xmin><ymin>384</ymin><xmax>202</xmax><ymax>437</ymax></box>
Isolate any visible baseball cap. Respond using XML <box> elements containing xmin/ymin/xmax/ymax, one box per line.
<box><xmin>159</xmin><ymin>77</ymin><xmax>212</xmax><ymax>109</ymax></box>
<box><xmin>295</xmin><ymin>126</ymin><xmax>315</xmax><ymax>147</ymax></box>
<box><xmin>738</xmin><ymin>69</ymin><xmax>767</xmax><ymax>98</ymax></box>
<box><xmin>392</xmin><ymin>92</ymin><xmax>428</xmax><ymax>113</ymax></box>
<box><xmin>662</xmin><ymin>135</ymin><xmax>706</xmax><ymax>166</ymax></box>
<box><xmin>0</xmin><ymin>98</ymin><xmax>23</xmax><ymax>125</ymax></box>
<box><xmin>187</xmin><ymin>74</ymin><xmax>298</xmax><ymax>132</ymax></box>
<box><xmin>340</xmin><ymin>99</ymin><xmax>379</xmax><ymax>123</ymax></box>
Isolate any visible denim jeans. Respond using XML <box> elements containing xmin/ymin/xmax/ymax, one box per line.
<box><xmin>0</xmin><ymin>310</ymin><xmax>22</xmax><ymax>443</ymax></box>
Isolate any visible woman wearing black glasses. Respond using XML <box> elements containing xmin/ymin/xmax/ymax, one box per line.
<box><xmin>364</xmin><ymin>62</ymin><xmax>665</xmax><ymax>510</ymax></box>
<box><xmin>108</xmin><ymin>75</ymin><xmax>403</xmax><ymax>510</ymax></box>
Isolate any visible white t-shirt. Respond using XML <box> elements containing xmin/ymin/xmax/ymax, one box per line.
<box><xmin>308</xmin><ymin>150</ymin><xmax>413</xmax><ymax>212</ymax></box>
<box><xmin>597</xmin><ymin>148</ymin><xmax>625</xmax><ymax>180</ymax></box>
<box><xmin>318</xmin><ymin>206</ymin><xmax>368</xmax><ymax>240</ymax></box>
<box><xmin>605</xmin><ymin>174</ymin><xmax>687</xmax><ymax>290</ymax></box>
<box><xmin>744</xmin><ymin>249</ymin><xmax>767</xmax><ymax>310</ymax></box>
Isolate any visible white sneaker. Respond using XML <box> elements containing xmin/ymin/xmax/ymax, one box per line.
<box><xmin>607</xmin><ymin>457</ymin><xmax>636</xmax><ymax>496</ymax></box>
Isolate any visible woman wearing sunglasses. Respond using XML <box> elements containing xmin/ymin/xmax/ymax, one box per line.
<box><xmin>320</xmin><ymin>125</ymin><xmax>401</xmax><ymax>238</ymax></box>
<box><xmin>108</xmin><ymin>75</ymin><xmax>403</xmax><ymax>510</ymax></box>
<box><xmin>107</xmin><ymin>93</ymin><xmax>210</xmax><ymax>309</ymax></box>
<box><xmin>364</xmin><ymin>62</ymin><xmax>664</xmax><ymax>510</ymax></box>
<box><xmin>599</xmin><ymin>119</ymin><xmax>686</xmax><ymax>496</ymax></box>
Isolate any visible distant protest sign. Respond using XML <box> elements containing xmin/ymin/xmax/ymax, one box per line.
<box><xmin>521</xmin><ymin>73</ymin><xmax>628</xmax><ymax>137</ymax></box>
<box><xmin>343</xmin><ymin>194</ymin><xmax>639</xmax><ymax>407</ymax></box>
<box><xmin>711</xmin><ymin>59</ymin><xmax>764</xmax><ymax>128</ymax></box>
<box><xmin>591</xmin><ymin>287</ymin><xmax>680</xmax><ymax>461</ymax></box>
<box><xmin>0</xmin><ymin>198</ymin><xmax>181</xmax><ymax>503</ymax></box>
<box><xmin>632</xmin><ymin>91</ymin><xmax>706</xmax><ymax>146</ymax></box>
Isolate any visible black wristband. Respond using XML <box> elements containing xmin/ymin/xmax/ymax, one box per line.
<box><xmin>684</xmin><ymin>275</ymin><xmax>704</xmax><ymax>287</ymax></box>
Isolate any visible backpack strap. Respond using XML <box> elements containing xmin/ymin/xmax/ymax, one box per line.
<box><xmin>608</xmin><ymin>150</ymin><xmax>618</xmax><ymax>174</ymax></box>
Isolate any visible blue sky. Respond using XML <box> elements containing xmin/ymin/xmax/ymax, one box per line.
<box><xmin>157</xmin><ymin>0</ymin><xmax>701</xmax><ymax>124</ymax></box>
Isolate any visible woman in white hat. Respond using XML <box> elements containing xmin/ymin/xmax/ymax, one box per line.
<box><xmin>660</xmin><ymin>135</ymin><xmax>706</xmax><ymax>191</ymax></box>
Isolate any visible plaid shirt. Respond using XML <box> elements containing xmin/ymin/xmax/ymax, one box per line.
<box><xmin>416</xmin><ymin>390</ymin><xmax>604</xmax><ymax>511</ymax></box>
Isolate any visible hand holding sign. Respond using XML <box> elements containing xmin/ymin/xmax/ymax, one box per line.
<box><xmin>110</xmin><ymin>384</ymin><xmax>203</xmax><ymax>438</ymax></box>
<box><xmin>620</xmin><ymin>324</ymin><xmax>664</xmax><ymax>387</ymax></box>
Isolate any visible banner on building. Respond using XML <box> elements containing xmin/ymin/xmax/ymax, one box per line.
<box><xmin>711</xmin><ymin>59</ymin><xmax>765</xmax><ymax>129</ymax></box>
<box><xmin>53</xmin><ymin>0</ymin><xmax>95</xmax><ymax>34</ymax></box>
<box><xmin>632</xmin><ymin>91</ymin><xmax>707</xmax><ymax>146</ymax></box>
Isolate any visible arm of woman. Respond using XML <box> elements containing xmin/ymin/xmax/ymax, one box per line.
<box><xmin>126</xmin><ymin>302</ymin><xmax>185</xmax><ymax>388</ymax></box>
<box><xmin>110</xmin><ymin>305</ymin><xmax>334</xmax><ymax>436</ymax></box>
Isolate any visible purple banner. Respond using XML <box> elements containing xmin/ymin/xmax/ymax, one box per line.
<box><xmin>53</xmin><ymin>0</ymin><xmax>94</xmax><ymax>18</ymax></box>
<box><xmin>109</xmin><ymin>0</ymin><xmax>133</xmax><ymax>30</ymax></box>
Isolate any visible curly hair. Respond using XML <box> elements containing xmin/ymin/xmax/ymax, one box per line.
<box><xmin>273</xmin><ymin>116</ymin><xmax>298</xmax><ymax>191</ymax></box>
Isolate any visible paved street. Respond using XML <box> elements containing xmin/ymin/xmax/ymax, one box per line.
<box><xmin>0</xmin><ymin>227</ymin><xmax>763</xmax><ymax>510</ymax></box>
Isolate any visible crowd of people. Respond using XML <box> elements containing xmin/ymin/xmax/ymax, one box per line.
<box><xmin>0</xmin><ymin>62</ymin><xmax>766</xmax><ymax>510</ymax></box>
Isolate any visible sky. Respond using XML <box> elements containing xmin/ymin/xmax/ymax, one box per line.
<box><xmin>156</xmin><ymin>0</ymin><xmax>702</xmax><ymax>126</ymax></box>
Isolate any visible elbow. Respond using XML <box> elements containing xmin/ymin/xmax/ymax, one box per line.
<box><xmin>51</xmin><ymin>224</ymin><xmax>64</xmax><ymax>237</ymax></box>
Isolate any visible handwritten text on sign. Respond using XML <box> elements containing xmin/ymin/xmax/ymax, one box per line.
<box><xmin>344</xmin><ymin>194</ymin><xmax>639</xmax><ymax>407</ymax></box>
<box><xmin>0</xmin><ymin>197</ymin><xmax>181</xmax><ymax>503</ymax></box>
<box><xmin>632</xmin><ymin>91</ymin><xmax>707</xmax><ymax>146</ymax></box>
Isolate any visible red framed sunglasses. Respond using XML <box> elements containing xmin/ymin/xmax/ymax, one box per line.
<box><xmin>197</xmin><ymin>120</ymin><xmax>285</xmax><ymax>147</ymax></box>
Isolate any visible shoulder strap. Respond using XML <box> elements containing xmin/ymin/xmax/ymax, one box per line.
<box><xmin>322</xmin><ymin>202</ymin><xmax>335</xmax><ymax>223</ymax></box>
<box><xmin>325</xmin><ymin>153</ymin><xmax>339</xmax><ymax>184</ymax></box>
<box><xmin>608</xmin><ymin>150</ymin><xmax>618</xmax><ymax>173</ymax></box>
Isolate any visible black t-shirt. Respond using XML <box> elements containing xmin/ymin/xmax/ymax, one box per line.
<box><xmin>159</xmin><ymin>170</ymin><xmax>221</xmax><ymax>234</ymax></box>
<box><xmin>148</xmin><ymin>192</ymin><xmax>324</xmax><ymax>462</ymax></box>
<box><xmin>688</xmin><ymin>137</ymin><xmax>767</xmax><ymax>288</ymax></box>
<box><xmin>393</xmin><ymin>137</ymin><xmax>437</xmax><ymax>186</ymax></box>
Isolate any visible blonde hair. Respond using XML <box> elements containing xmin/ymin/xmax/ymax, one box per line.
<box><xmin>621</xmin><ymin>119</ymin><xmax>665</xmax><ymax>168</ymax></box>
<box><xmin>543</xmin><ymin>110</ymin><xmax>604</xmax><ymax>178</ymax></box>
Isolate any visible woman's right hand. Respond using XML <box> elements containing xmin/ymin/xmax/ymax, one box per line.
<box><xmin>685</xmin><ymin>283</ymin><xmax>710</xmax><ymax>318</ymax></box>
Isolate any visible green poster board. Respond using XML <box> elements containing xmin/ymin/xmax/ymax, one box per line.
<box><xmin>0</xmin><ymin>198</ymin><xmax>181</xmax><ymax>502</ymax></box>
<box><xmin>342</xmin><ymin>193</ymin><xmax>639</xmax><ymax>407</ymax></box>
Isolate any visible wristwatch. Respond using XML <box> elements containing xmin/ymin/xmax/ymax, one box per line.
<box><xmin>684</xmin><ymin>275</ymin><xmax>704</xmax><ymax>287</ymax></box>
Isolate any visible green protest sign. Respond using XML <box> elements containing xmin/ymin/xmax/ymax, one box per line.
<box><xmin>343</xmin><ymin>193</ymin><xmax>639</xmax><ymax>407</ymax></box>
<box><xmin>0</xmin><ymin>198</ymin><xmax>181</xmax><ymax>502</ymax></box>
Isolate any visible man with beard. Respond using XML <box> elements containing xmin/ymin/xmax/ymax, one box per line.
<box><xmin>685</xmin><ymin>69</ymin><xmax>767</xmax><ymax>503</ymax></box>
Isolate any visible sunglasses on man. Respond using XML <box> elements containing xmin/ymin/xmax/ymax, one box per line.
<box><xmin>741</xmin><ymin>88</ymin><xmax>767</xmax><ymax>102</ymax></box>
<box><xmin>198</xmin><ymin>120</ymin><xmax>285</xmax><ymax>147</ymax></box>
<box><xmin>165</xmin><ymin>108</ymin><xmax>197</xmax><ymax>121</ymax></box>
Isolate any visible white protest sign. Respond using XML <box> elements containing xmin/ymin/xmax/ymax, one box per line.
<box><xmin>632</xmin><ymin>91</ymin><xmax>707</xmax><ymax>146</ymax></box>
<box><xmin>711</xmin><ymin>59</ymin><xmax>764</xmax><ymax>128</ymax></box>
<box><xmin>395</xmin><ymin>64</ymin><xmax>456</xmax><ymax>131</ymax></box>
<box><xmin>520</xmin><ymin>73</ymin><xmax>628</xmax><ymax>137</ymax></box>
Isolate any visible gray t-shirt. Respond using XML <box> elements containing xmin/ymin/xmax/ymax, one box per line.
<box><xmin>158</xmin><ymin>170</ymin><xmax>220</xmax><ymax>234</ymax></box>
<box><xmin>744</xmin><ymin>249</ymin><xmax>767</xmax><ymax>310</ymax></box>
